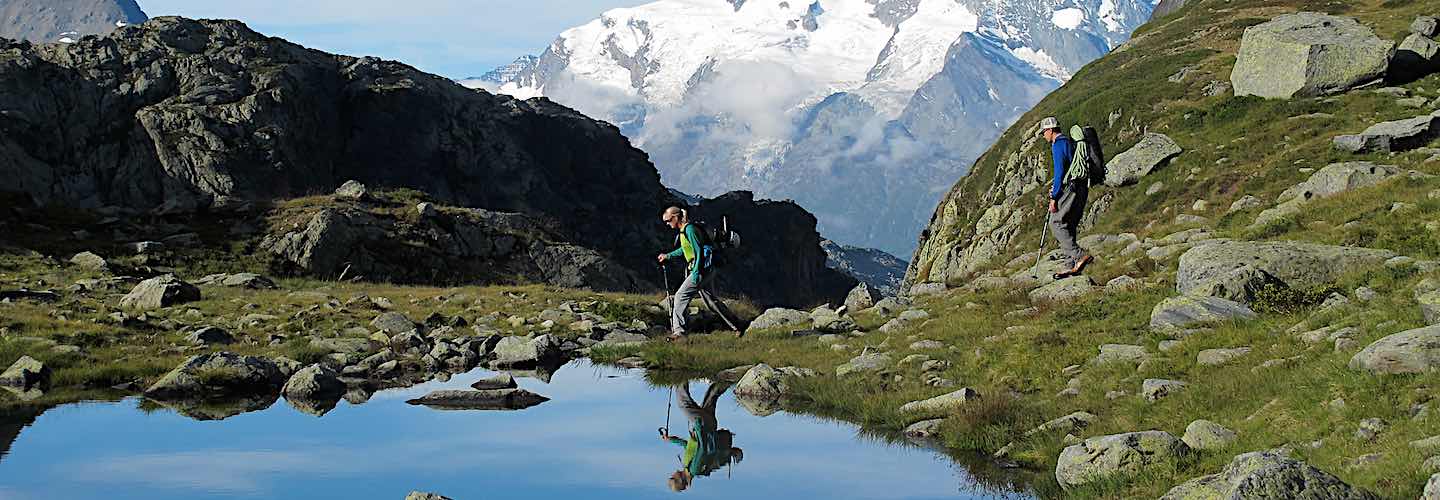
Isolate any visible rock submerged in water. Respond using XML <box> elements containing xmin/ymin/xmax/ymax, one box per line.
<box><xmin>1160</xmin><ymin>449</ymin><xmax>1379</xmax><ymax>499</ymax></box>
<box><xmin>1231</xmin><ymin>12</ymin><xmax>1393</xmax><ymax>99</ymax></box>
<box><xmin>1056</xmin><ymin>430</ymin><xmax>1189</xmax><ymax>490</ymax></box>
<box><xmin>282</xmin><ymin>365</ymin><xmax>345</xmax><ymax>402</ymax></box>
<box><xmin>405</xmin><ymin>388</ymin><xmax>549</xmax><ymax>410</ymax></box>
<box><xmin>145</xmin><ymin>351</ymin><xmax>286</xmax><ymax>401</ymax></box>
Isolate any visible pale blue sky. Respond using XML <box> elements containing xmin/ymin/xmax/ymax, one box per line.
<box><xmin>138</xmin><ymin>0</ymin><xmax>651</xmax><ymax>79</ymax></box>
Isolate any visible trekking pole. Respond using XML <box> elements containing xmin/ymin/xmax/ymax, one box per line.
<box><xmin>1032</xmin><ymin>214</ymin><xmax>1049</xmax><ymax>277</ymax></box>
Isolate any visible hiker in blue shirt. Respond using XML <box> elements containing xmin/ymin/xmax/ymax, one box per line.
<box><xmin>1040</xmin><ymin>116</ymin><xmax>1093</xmax><ymax>278</ymax></box>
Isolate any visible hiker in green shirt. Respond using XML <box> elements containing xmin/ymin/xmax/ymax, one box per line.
<box><xmin>658</xmin><ymin>206</ymin><xmax>706</xmax><ymax>342</ymax></box>
<box><xmin>658</xmin><ymin>380</ymin><xmax>742</xmax><ymax>492</ymax></box>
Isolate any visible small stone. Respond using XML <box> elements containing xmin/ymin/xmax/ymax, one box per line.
<box><xmin>335</xmin><ymin>180</ymin><xmax>369</xmax><ymax>200</ymax></box>
<box><xmin>1147</xmin><ymin>182</ymin><xmax>1165</xmax><ymax>195</ymax></box>
<box><xmin>1355</xmin><ymin>417</ymin><xmax>1387</xmax><ymax>441</ymax></box>
<box><xmin>1182</xmin><ymin>419</ymin><xmax>1237</xmax><ymax>450</ymax></box>
<box><xmin>1142</xmin><ymin>379</ymin><xmax>1188</xmax><ymax>401</ymax></box>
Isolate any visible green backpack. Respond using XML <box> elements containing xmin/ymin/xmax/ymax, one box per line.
<box><xmin>1064</xmin><ymin>125</ymin><xmax>1107</xmax><ymax>187</ymax></box>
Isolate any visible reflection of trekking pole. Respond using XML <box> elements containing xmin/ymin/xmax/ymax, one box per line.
<box><xmin>664</xmin><ymin>385</ymin><xmax>673</xmax><ymax>434</ymax></box>
<box><xmin>1033</xmin><ymin>214</ymin><xmax>1049</xmax><ymax>276</ymax></box>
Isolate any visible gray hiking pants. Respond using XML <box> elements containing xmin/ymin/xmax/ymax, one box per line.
<box><xmin>1049</xmin><ymin>183</ymin><xmax>1089</xmax><ymax>269</ymax></box>
<box><xmin>671</xmin><ymin>271</ymin><xmax>702</xmax><ymax>335</ymax></box>
<box><xmin>676</xmin><ymin>381</ymin><xmax>731</xmax><ymax>432</ymax></box>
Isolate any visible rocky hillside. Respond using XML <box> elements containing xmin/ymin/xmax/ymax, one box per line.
<box><xmin>908</xmin><ymin>0</ymin><xmax>1436</xmax><ymax>288</ymax></box>
<box><xmin>0</xmin><ymin>0</ymin><xmax>146</xmax><ymax>43</ymax></box>
<box><xmin>0</xmin><ymin>16</ymin><xmax>852</xmax><ymax>307</ymax></box>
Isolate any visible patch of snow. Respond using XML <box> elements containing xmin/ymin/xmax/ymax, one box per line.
<box><xmin>58</xmin><ymin>37</ymin><xmax>75</xmax><ymax>44</ymax></box>
<box><xmin>1051</xmin><ymin>8</ymin><xmax>1085</xmax><ymax>30</ymax></box>
<box><xmin>1011</xmin><ymin>47</ymin><xmax>1071</xmax><ymax>81</ymax></box>
<box><xmin>1099</xmin><ymin>0</ymin><xmax>1124</xmax><ymax>32</ymax></box>
<box><xmin>987</xmin><ymin>86</ymin><xmax>999</xmax><ymax>101</ymax></box>
<box><xmin>116</xmin><ymin>21</ymin><xmax>128</xmax><ymax>28</ymax></box>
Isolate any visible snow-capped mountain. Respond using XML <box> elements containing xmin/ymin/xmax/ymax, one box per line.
<box><xmin>480</xmin><ymin>0</ymin><xmax>1152</xmax><ymax>256</ymax></box>
<box><xmin>0</xmin><ymin>0</ymin><xmax>147</xmax><ymax>44</ymax></box>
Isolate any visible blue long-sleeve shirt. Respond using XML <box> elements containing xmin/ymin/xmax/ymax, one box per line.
<box><xmin>1050</xmin><ymin>135</ymin><xmax>1076</xmax><ymax>200</ymax></box>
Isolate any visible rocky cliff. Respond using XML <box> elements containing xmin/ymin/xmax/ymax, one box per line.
<box><xmin>0</xmin><ymin>0</ymin><xmax>146</xmax><ymax>43</ymax></box>
<box><xmin>0</xmin><ymin>17</ymin><xmax>851</xmax><ymax>307</ymax></box>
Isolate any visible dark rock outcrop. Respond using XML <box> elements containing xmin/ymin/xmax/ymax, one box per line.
<box><xmin>686</xmin><ymin>192</ymin><xmax>856</xmax><ymax>307</ymax></box>
<box><xmin>0</xmin><ymin>17</ymin><xmax>851</xmax><ymax>307</ymax></box>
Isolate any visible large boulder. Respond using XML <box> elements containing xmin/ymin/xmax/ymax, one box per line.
<box><xmin>0</xmin><ymin>356</ymin><xmax>51</xmax><ymax>391</ymax></box>
<box><xmin>490</xmin><ymin>335</ymin><xmax>565</xmax><ymax>369</ymax></box>
<box><xmin>1151</xmin><ymin>295</ymin><xmax>1256</xmax><ymax>330</ymax></box>
<box><xmin>734</xmin><ymin>363</ymin><xmax>787</xmax><ymax>399</ymax></box>
<box><xmin>1056</xmin><ymin>431</ymin><xmax>1190</xmax><ymax>490</ymax></box>
<box><xmin>1421</xmin><ymin>291</ymin><xmax>1440</xmax><ymax>325</ymax></box>
<box><xmin>1349</xmin><ymin>325</ymin><xmax>1440</xmax><ymax>374</ymax></box>
<box><xmin>844</xmin><ymin>282</ymin><xmax>884</xmax><ymax>313</ymax></box>
<box><xmin>281</xmin><ymin>364</ymin><xmax>345</xmax><ymax>402</ymax></box>
<box><xmin>734</xmin><ymin>364</ymin><xmax>815</xmax><ymax>402</ymax></box>
<box><xmin>747</xmin><ymin>308</ymin><xmax>811</xmax><ymax>332</ymax></box>
<box><xmin>1333</xmin><ymin>115</ymin><xmax>1440</xmax><ymax>154</ymax></box>
<box><xmin>1231</xmin><ymin>13</ymin><xmax>1393</xmax><ymax>99</ymax></box>
<box><xmin>1178</xmin><ymin>241</ymin><xmax>1395</xmax><ymax>298</ymax></box>
<box><xmin>144</xmin><ymin>352</ymin><xmax>286</xmax><ymax>401</ymax></box>
<box><xmin>835</xmin><ymin>352</ymin><xmax>892</xmax><ymax>377</ymax></box>
<box><xmin>1186</xmin><ymin>265</ymin><xmax>1286</xmax><ymax>305</ymax></box>
<box><xmin>1103</xmin><ymin>133</ymin><xmax>1183</xmax><ymax>187</ymax></box>
<box><xmin>119</xmin><ymin>274</ymin><xmax>201</xmax><ymax>310</ymax></box>
<box><xmin>1029</xmin><ymin>276</ymin><xmax>1097</xmax><ymax>303</ymax></box>
<box><xmin>1160</xmin><ymin>450</ymin><xmax>1380</xmax><ymax>499</ymax></box>
<box><xmin>1252</xmin><ymin>162</ymin><xmax>1406</xmax><ymax>227</ymax></box>
<box><xmin>370</xmin><ymin>312</ymin><xmax>418</xmax><ymax>334</ymax></box>
<box><xmin>69</xmin><ymin>251</ymin><xmax>110</xmax><ymax>271</ymax></box>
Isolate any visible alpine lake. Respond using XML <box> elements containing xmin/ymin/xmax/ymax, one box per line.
<box><xmin>0</xmin><ymin>360</ymin><xmax>1037</xmax><ymax>499</ymax></box>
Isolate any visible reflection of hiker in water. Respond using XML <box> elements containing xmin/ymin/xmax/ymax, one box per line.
<box><xmin>658</xmin><ymin>381</ymin><xmax>743</xmax><ymax>492</ymax></box>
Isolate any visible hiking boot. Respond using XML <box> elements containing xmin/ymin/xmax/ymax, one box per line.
<box><xmin>1068</xmin><ymin>255</ymin><xmax>1094</xmax><ymax>275</ymax></box>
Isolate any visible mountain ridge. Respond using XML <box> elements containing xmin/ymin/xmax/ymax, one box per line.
<box><xmin>476</xmin><ymin>0</ymin><xmax>1153</xmax><ymax>256</ymax></box>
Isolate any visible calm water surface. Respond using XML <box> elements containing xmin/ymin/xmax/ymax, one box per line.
<box><xmin>0</xmin><ymin>360</ymin><xmax>1033</xmax><ymax>499</ymax></box>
